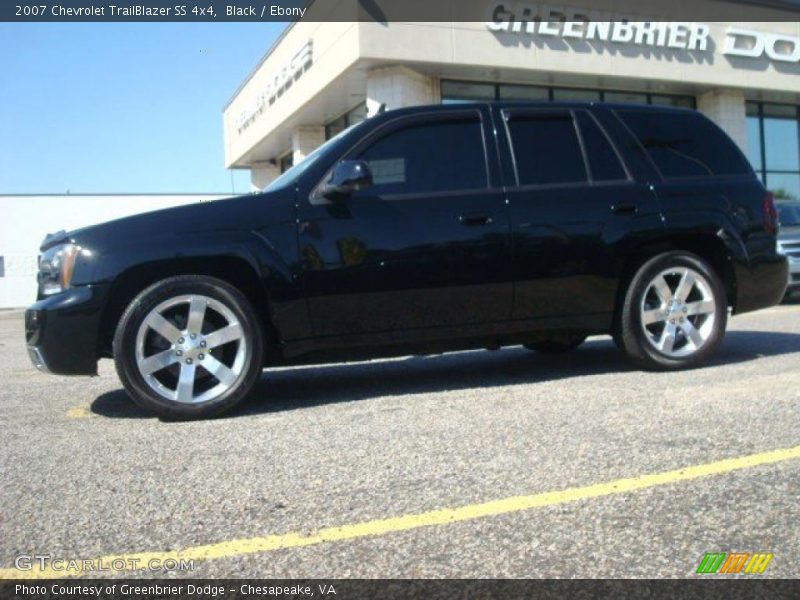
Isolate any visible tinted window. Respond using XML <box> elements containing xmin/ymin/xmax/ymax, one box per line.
<box><xmin>552</xmin><ymin>88</ymin><xmax>600</xmax><ymax>102</ymax></box>
<box><xmin>354</xmin><ymin>117</ymin><xmax>487</xmax><ymax>194</ymax></box>
<box><xmin>778</xmin><ymin>202</ymin><xmax>800</xmax><ymax>226</ymax></box>
<box><xmin>576</xmin><ymin>111</ymin><xmax>627</xmax><ymax>182</ymax></box>
<box><xmin>618</xmin><ymin>110</ymin><xmax>752</xmax><ymax>178</ymax></box>
<box><xmin>506</xmin><ymin>112</ymin><xmax>587</xmax><ymax>186</ymax></box>
<box><xmin>441</xmin><ymin>81</ymin><xmax>495</xmax><ymax>103</ymax></box>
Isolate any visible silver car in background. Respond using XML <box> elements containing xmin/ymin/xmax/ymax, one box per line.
<box><xmin>777</xmin><ymin>201</ymin><xmax>800</xmax><ymax>299</ymax></box>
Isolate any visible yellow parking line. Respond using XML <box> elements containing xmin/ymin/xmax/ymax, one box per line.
<box><xmin>2</xmin><ymin>444</ymin><xmax>799</xmax><ymax>580</ymax></box>
<box><xmin>65</xmin><ymin>406</ymin><xmax>94</xmax><ymax>419</ymax></box>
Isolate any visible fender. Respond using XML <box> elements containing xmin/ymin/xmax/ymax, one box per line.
<box><xmin>653</xmin><ymin>201</ymin><xmax>757</xmax><ymax>312</ymax></box>
<box><xmin>78</xmin><ymin>230</ymin><xmax>265</xmax><ymax>285</ymax></box>
<box><xmin>57</xmin><ymin>191</ymin><xmax>314</xmax><ymax>341</ymax></box>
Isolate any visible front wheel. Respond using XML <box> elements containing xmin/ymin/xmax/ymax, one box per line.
<box><xmin>113</xmin><ymin>275</ymin><xmax>264</xmax><ymax>419</ymax></box>
<box><xmin>615</xmin><ymin>252</ymin><xmax>727</xmax><ymax>370</ymax></box>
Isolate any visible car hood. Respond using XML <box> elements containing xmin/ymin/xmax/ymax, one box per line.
<box><xmin>41</xmin><ymin>191</ymin><xmax>293</xmax><ymax>252</ymax></box>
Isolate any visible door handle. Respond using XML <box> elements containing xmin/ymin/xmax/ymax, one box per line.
<box><xmin>459</xmin><ymin>213</ymin><xmax>493</xmax><ymax>226</ymax></box>
<box><xmin>611</xmin><ymin>203</ymin><xmax>638</xmax><ymax>215</ymax></box>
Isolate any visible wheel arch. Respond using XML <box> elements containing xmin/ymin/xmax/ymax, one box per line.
<box><xmin>615</xmin><ymin>233</ymin><xmax>738</xmax><ymax>323</ymax></box>
<box><xmin>97</xmin><ymin>255</ymin><xmax>280</xmax><ymax>363</ymax></box>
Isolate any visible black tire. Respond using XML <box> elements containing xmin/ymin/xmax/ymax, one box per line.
<box><xmin>524</xmin><ymin>334</ymin><xmax>587</xmax><ymax>354</ymax></box>
<box><xmin>615</xmin><ymin>251</ymin><xmax>727</xmax><ymax>371</ymax></box>
<box><xmin>113</xmin><ymin>275</ymin><xmax>264</xmax><ymax>419</ymax></box>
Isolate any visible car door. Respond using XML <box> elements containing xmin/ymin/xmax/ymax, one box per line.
<box><xmin>296</xmin><ymin>107</ymin><xmax>513</xmax><ymax>337</ymax></box>
<box><xmin>497</xmin><ymin>106</ymin><xmax>663</xmax><ymax>322</ymax></box>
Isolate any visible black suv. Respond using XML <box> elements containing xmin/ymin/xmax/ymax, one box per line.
<box><xmin>26</xmin><ymin>102</ymin><xmax>788</xmax><ymax>418</ymax></box>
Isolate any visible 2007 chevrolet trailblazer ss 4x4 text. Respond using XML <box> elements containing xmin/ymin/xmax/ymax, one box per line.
<box><xmin>26</xmin><ymin>103</ymin><xmax>788</xmax><ymax>419</ymax></box>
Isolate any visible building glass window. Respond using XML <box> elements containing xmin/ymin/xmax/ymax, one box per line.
<box><xmin>325</xmin><ymin>116</ymin><xmax>347</xmax><ymax>140</ymax></box>
<box><xmin>441</xmin><ymin>81</ymin><xmax>496</xmax><ymax>103</ymax></box>
<box><xmin>324</xmin><ymin>102</ymin><xmax>368</xmax><ymax>140</ymax></box>
<box><xmin>747</xmin><ymin>101</ymin><xmax>800</xmax><ymax>200</ymax></box>
<box><xmin>746</xmin><ymin>102</ymin><xmax>763</xmax><ymax>175</ymax></box>
<box><xmin>441</xmin><ymin>79</ymin><xmax>696</xmax><ymax>110</ymax></box>
<box><xmin>764</xmin><ymin>104</ymin><xmax>799</xmax><ymax>173</ymax></box>
<box><xmin>604</xmin><ymin>91</ymin><xmax>648</xmax><ymax>104</ymax></box>
<box><xmin>769</xmin><ymin>173</ymin><xmax>800</xmax><ymax>201</ymax></box>
<box><xmin>279</xmin><ymin>153</ymin><xmax>294</xmax><ymax>174</ymax></box>
<box><xmin>650</xmin><ymin>95</ymin><xmax>695</xmax><ymax>109</ymax></box>
<box><xmin>498</xmin><ymin>84</ymin><xmax>549</xmax><ymax>101</ymax></box>
<box><xmin>552</xmin><ymin>88</ymin><xmax>601</xmax><ymax>102</ymax></box>
<box><xmin>347</xmin><ymin>103</ymin><xmax>367</xmax><ymax>126</ymax></box>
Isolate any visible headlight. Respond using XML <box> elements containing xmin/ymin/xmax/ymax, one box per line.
<box><xmin>38</xmin><ymin>243</ymin><xmax>79</xmax><ymax>296</ymax></box>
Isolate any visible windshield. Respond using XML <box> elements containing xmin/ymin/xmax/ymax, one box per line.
<box><xmin>777</xmin><ymin>202</ymin><xmax>800</xmax><ymax>227</ymax></box>
<box><xmin>261</xmin><ymin>125</ymin><xmax>358</xmax><ymax>193</ymax></box>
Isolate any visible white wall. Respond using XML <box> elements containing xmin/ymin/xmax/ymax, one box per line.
<box><xmin>0</xmin><ymin>194</ymin><xmax>226</xmax><ymax>308</ymax></box>
<box><xmin>697</xmin><ymin>89</ymin><xmax>748</xmax><ymax>152</ymax></box>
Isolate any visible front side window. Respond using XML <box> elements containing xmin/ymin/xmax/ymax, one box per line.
<box><xmin>505</xmin><ymin>112</ymin><xmax>587</xmax><ymax>186</ymax></box>
<box><xmin>354</xmin><ymin>117</ymin><xmax>488</xmax><ymax>195</ymax></box>
<box><xmin>618</xmin><ymin>110</ymin><xmax>752</xmax><ymax>179</ymax></box>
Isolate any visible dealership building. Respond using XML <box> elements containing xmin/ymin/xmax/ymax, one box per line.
<box><xmin>223</xmin><ymin>1</ymin><xmax>800</xmax><ymax>198</ymax></box>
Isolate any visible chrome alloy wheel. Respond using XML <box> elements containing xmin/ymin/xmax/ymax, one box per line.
<box><xmin>640</xmin><ymin>267</ymin><xmax>717</xmax><ymax>358</ymax></box>
<box><xmin>135</xmin><ymin>295</ymin><xmax>248</xmax><ymax>404</ymax></box>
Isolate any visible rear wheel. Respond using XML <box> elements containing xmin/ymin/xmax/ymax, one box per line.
<box><xmin>113</xmin><ymin>275</ymin><xmax>263</xmax><ymax>419</ymax></box>
<box><xmin>524</xmin><ymin>334</ymin><xmax>587</xmax><ymax>354</ymax></box>
<box><xmin>615</xmin><ymin>251</ymin><xmax>727</xmax><ymax>370</ymax></box>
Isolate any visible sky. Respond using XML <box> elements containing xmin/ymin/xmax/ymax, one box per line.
<box><xmin>0</xmin><ymin>22</ymin><xmax>287</xmax><ymax>195</ymax></box>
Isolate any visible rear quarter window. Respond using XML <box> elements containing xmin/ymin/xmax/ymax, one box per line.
<box><xmin>617</xmin><ymin>110</ymin><xmax>752</xmax><ymax>179</ymax></box>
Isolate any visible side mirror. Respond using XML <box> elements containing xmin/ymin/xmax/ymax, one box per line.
<box><xmin>320</xmin><ymin>160</ymin><xmax>373</xmax><ymax>200</ymax></box>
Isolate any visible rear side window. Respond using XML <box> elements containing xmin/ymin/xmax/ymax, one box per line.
<box><xmin>617</xmin><ymin>110</ymin><xmax>752</xmax><ymax>179</ymax></box>
<box><xmin>576</xmin><ymin>111</ymin><xmax>628</xmax><ymax>182</ymax></box>
<box><xmin>505</xmin><ymin>112</ymin><xmax>587</xmax><ymax>186</ymax></box>
<box><xmin>354</xmin><ymin>117</ymin><xmax>487</xmax><ymax>195</ymax></box>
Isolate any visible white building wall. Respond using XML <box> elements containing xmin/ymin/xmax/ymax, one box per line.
<box><xmin>365</xmin><ymin>66</ymin><xmax>439</xmax><ymax>116</ymax></box>
<box><xmin>697</xmin><ymin>89</ymin><xmax>748</xmax><ymax>152</ymax></box>
<box><xmin>0</xmin><ymin>194</ymin><xmax>226</xmax><ymax>308</ymax></box>
<box><xmin>224</xmin><ymin>17</ymin><xmax>800</xmax><ymax>170</ymax></box>
<box><xmin>292</xmin><ymin>126</ymin><xmax>326</xmax><ymax>163</ymax></box>
<box><xmin>250</xmin><ymin>162</ymin><xmax>280</xmax><ymax>191</ymax></box>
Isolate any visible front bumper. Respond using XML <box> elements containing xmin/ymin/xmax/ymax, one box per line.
<box><xmin>25</xmin><ymin>284</ymin><xmax>109</xmax><ymax>375</ymax></box>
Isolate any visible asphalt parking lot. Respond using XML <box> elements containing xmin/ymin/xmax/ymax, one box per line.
<box><xmin>1</xmin><ymin>304</ymin><xmax>799</xmax><ymax>579</ymax></box>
